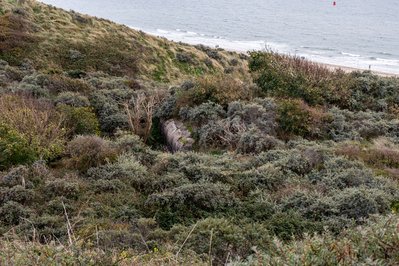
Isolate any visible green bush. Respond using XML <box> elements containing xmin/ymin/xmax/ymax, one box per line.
<box><xmin>146</xmin><ymin>183</ymin><xmax>235</xmax><ymax>229</ymax></box>
<box><xmin>58</xmin><ymin>105</ymin><xmax>100</xmax><ymax>136</ymax></box>
<box><xmin>277</xmin><ymin>99</ymin><xmax>310</xmax><ymax>137</ymax></box>
<box><xmin>12</xmin><ymin>82</ymin><xmax>49</xmax><ymax>98</ymax></box>
<box><xmin>42</xmin><ymin>179</ymin><xmax>81</xmax><ymax>200</ymax></box>
<box><xmin>0</xmin><ymin>162</ymin><xmax>48</xmax><ymax>189</ymax></box>
<box><xmin>0</xmin><ymin>201</ymin><xmax>32</xmax><ymax>226</ymax></box>
<box><xmin>236</xmin><ymin>215</ymin><xmax>399</xmax><ymax>265</ymax></box>
<box><xmin>333</xmin><ymin>188</ymin><xmax>392</xmax><ymax>220</ymax></box>
<box><xmin>249</xmin><ymin>51</ymin><xmax>399</xmax><ymax>113</ymax></box>
<box><xmin>55</xmin><ymin>92</ymin><xmax>90</xmax><ymax>107</ymax></box>
<box><xmin>0</xmin><ymin>123</ymin><xmax>37</xmax><ymax>170</ymax></box>
<box><xmin>266</xmin><ymin>211</ymin><xmax>322</xmax><ymax>241</ymax></box>
<box><xmin>46</xmin><ymin>75</ymin><xmax>91</xmax><ymax>94</ymax></box>
<box><xmin>176</xmin><ymin>75</ymin><xmax>253</xmax><ymax>108</ymax></box>
<box><xmin>87</xmin><ymin>154</ymin><xmax>148</xmax><ymax>190</ymax></box>
<box><xmin>93</xmin><ymin>179</ymin><xmax>127</xmax><ymax>194</ymax></box>
<box><xmin>249</xmin><ymin>51</ymin><xmax>326</xmax><ymax>104</ymax></box>
<box><xmin>0</xmin><ymin>185</ymin><xmax>34</xmax><ymax>205</ymax></box>
<box><xmin>180</xmin><ymin>101</ymin><xmax>226</xmax><ymax>126</ymax></box>
<box><xmin>236</xmin><ymin>163</ymin><xmax>288</xmax><ymax>194</ymax></box>
<box><xmin>237</xmin><ymin>129</ymin><xmax>282</xmax><ymax>154</ymax></box>
<box><xmin>66</xmin><ymin>135</ymin><xmax>118</xmax><ymax>172</ymax></box>
<box><xmin>171</xmin><ymin>218</ymin><xmax>271</xmax><ymax>264</ymax></box>
<box><xmin>328</xmin><ymin>108</ymin><xmax>399</xmax><ymax>141</ymax></box>
<box><xmin>31</xmin><ymin>214</ymin><xmax>66</xmax><ymax>241</ymax></box>
<box><xmin>89</xmin><ymin>89</ymin><xmax>132</xmax><ymax>133</ymax></box>
<box><xmin>0</xmin><ymin>95</ymin><xmax>66</xmax><ymax>162</ymax></box>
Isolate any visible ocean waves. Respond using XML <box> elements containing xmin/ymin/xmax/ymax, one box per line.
<box><xmin>145</xmin><ymin>28</ymin><xmax>399</xmax><ymax>74</ymax></box>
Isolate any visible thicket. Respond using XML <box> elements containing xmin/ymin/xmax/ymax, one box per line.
<box><xmin>249</xmin><ymin>51</ymin><xmax>399</xmax><ymax>112</ymax></box>
<box><xmin>0</xmin><ymin>1</ymin><xmax>399</xmax><ymax>265</ymax></box>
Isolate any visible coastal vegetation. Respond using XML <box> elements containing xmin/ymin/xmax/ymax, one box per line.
<box><xmin>0</xmin><ymin>0</ymin><xmax>398</xmax><ymax>265</ymax></box>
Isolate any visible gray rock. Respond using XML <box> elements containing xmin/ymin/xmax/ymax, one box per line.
<box><xmin>161</xmin><ymin>119</ymin><xmax>194</xmax><ymax>153</ymax></box>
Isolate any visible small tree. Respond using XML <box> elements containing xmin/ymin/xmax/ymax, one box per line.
<box><xmin>0</xmin><ymin>94</ymin><xmax>66</xmax><ymax>161</ymax></box>
<box><xmin>124</xmin><ymin>91</ymin><xmax>163</xmax><ymax>143</ymax></box>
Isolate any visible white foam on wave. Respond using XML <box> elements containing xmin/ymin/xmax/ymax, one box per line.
<box><xmin>148</xmin><ymin>27</ymin><xmax>268</xmax><ymax>52</ymax></box>
<box><xmin>138</xmin><ymin>27</ymin><xmax>399</xmax><ymax>75</ymax></box>
<box><xmin>341</xmin><ymin>52</ymin><xmax>361</xmax><ymax>57</ymax></box>
<box><xmin>156</xmin><ymin>29</ymin><xmax>169</xmax><ymax>34</ymax></box>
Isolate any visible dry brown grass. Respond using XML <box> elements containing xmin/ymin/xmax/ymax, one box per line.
<box><xmin>0</xmin><ymin>9</ymin><xmax>37</xmax><ymax>64</ymax></box>
<box><xmin>336</xmin><ymin>138</ymin><xmax>399</xmax><ymax>179</ymax></box>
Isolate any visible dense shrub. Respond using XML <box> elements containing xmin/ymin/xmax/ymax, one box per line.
<box><xmin>0</xmin><ymin>186</ymin><xmax>34</xmax><ymax>205</ymax></box>
<box><xmin>236</xmin><ymin>163</ymin><xmax>288</xmax><ymax>194</ymax></box>
<box><xmin>46</xmin><ymin>75</ymin><xmax>91</xmax><ymax>94</ymax></box>
<box><xmin>155</xmin><ymin>93</ymin><xmax>177</xmax><ymax>119</ymax></box>
<box><xmin>58</xmin><ymin>105</ymin><xmax>100</xmax><ymax>136</ymax></box>
<box><xmin>93</xmin><ymin>179</ymin><xmax>127</xmax><ymax>194</ymax></box>
<box><xmin>11</xmin><ymin>82</ymin><xmax>49</xmax><ymax>98</ymax></box>
<box><xmin>180</xmin><ymin>101</ymin><xmax>226</xmax><ymax>126</ymax></box>
<box><xmin>249</xmin><ymin>51</ymin><xmax>329</xmax><ymax>104</ymax></box>
<box><xmin>0</xmin><ymin>201</ymin><xmax>31</xmax><ymax>226</ymax></box>
<box><xmin>90</xmin><ymin>89</ymin><xmax>133</xmax><ymax>133</ymax></box>
<box><xmin>328</xmin><ymin>108</ymin><xmax>399</xmax><ymax>141</ymax></box>
<box><xmin>249</xmin><ymin>51</ymin><xmax>399</xmax><ymax>113</ymax></box>
<box><xmin>175</xmin><ymin>52</ymin><xmax>194</xmax><ymax>64</ymax></box>
<box><xmin>281</xmin><ymin>149</ymin><xmax>324</xmax><ymax>175</ymax></box>
<box><xmin>86</xmin><ymin>154</ymin><xmax>148</xmax><ymax>188</ymax></box>
<box><xmin>66</xmin><ymin>136</ymin><xmax>118</xmax><ymax>172</ymax></box>
<box><xmin>55</xmin><ymin>92</ymin><xmax>90</xmax><ymax>107</ymax></box>
<box><xmin>333</xmin><ymin>188</ymin><xmax>392</xmax><ymax>220</ymax></box>
<box><xmin>0</xmin><ymin>123</ymin><xmax>37</xmax><ymax>170</ymax></box>
<box><xmin>0</xmin><ymin>162</ymin><xmax>49</xmax><ymax>189</ymax></box>
<box><xmin>237</xmin><ymin>129</ymin><xmax>282</xmax><ymax>154</ymax></box>
<box><xmin>176</xmin><ymin>75</ymin><xmax>253</xmax><ymax>108</ymax></box>
<box><xmin>113</xmin><ymin>132</ymin><xmax>151</xmax><ymax>162</ymax></box>
<box><xmin>266</xmin><ymin>211</ymin><xmax>322</xmax><ymax>241</ymax></box>
<box><xmin>171</xmin><ymin>218</ymin><xmax>271</xmax><ymax>264</ymax></box>
<box><xmin>42</xmin><ymin>179</ymin><xmax>81</xmax><ymax>200</ymax></box>
<box><xmin>146</xmin><ymin>183</ymin><xmax>235</xmax><ymax>228</ymax></box>
<box><xmin>277</xmin><ymin>99</ymin><xmax>311</xmax><ymax>137</ymax></box>
<box><xmin>236</xmin><ymin>215</ymin><xmax>399</xmax><ymax>265</ymax></box>
<box><xmin>193</xmin><ymin>99</ymin><xmax>279</xmax><ymax>151</ymax></box>
<box><xmin>235</xmin><ymin>191</ymin><xmax>276</xmax><ymax>221</ymax></box>
<box><xmin>228</xmin><ymin>99</ymin><xmax>277</xmax><ymax>134</ymax></box>
<box><xmin>30</xmin><ymin>214</ymin><xmax>66</xmax><ymax>241</ymax></box>
<box><xmin>0</xmin><ymin>94</ymin><xmax>66</xmax><ymax>162</ymax></box>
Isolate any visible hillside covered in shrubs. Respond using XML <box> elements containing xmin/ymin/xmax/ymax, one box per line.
<box><xmin>0</xmin><ymin>1</ymin><xmax>399</xmax><ymax>265</ymax></box>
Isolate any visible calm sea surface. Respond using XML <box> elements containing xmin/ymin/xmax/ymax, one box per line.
<box><xmin>41</xmin><ymin>0</ymin><xmax>399</xmax><ymax>74</ymax></box>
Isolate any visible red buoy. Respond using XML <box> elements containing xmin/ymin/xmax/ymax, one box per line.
<box><xmin>333</xmin><ymin>1</ymin><xmax>336</xmax><ymax>6</ymax></box>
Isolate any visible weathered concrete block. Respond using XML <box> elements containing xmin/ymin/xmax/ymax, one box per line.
<box><xmin>161</xmin><ymin>119</ymin><xmax>194</xmax><ymax>153</ymax></box>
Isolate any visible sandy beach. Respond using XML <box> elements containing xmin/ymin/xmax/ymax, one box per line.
<box><xmin>321</xmin><ymin>62</ymin><xmax>399</xmax><ymax>77</ymax></box>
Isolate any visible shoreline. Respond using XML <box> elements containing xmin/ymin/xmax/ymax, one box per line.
<box><xmin>320</xmin><ymin>63</ymin><xmax>399</xmax><ymax>77</ymax></box>
<box><xmin>144</xmin><ymin>30</ymin><xmax>399</xmax><ymax>78</ymax></box>
<box><xmin>39</xmin><ymin>0</ymin><xmax>399</xmax><ymax>78</ymax></box>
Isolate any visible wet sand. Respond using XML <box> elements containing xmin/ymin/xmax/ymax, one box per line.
<box><xmin>320</xmin><ymin>63</ymin><xmax>399</xmax><ymax>77</ymax></box>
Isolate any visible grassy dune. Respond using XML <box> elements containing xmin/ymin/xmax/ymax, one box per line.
<box><xmin>0</xmin><ymin>0</ymin><xmax>398</xmax><ymax>265</ymax></box>
<box><xmin>0</xmin><ymin>0</ymin><xmax>248</xmax><ymax>82</ymax></box>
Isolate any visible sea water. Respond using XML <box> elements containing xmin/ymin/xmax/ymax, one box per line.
<box><xmin>40</xmin><ymin>0</ymin><xmax>399</xmax><ymax>74</ymax></box>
